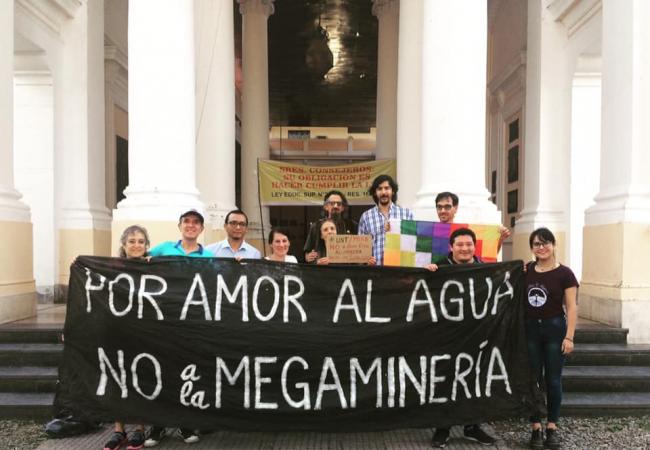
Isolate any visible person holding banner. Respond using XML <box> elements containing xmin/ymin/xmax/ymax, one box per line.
<box><xmin>149</xmin><ymin>210</ymin><xmax>213</xmax><ymax>258</ymax></box>
<box><xmin>427</xmin><ymin>228</ymin><xmax>498</xmax><ymax>448</ymax></box>
<box><xmin>206</xmin><ymin>209</ymin><xmax>262</xmax><ymax>260</ymax></box>
<box><xmin>265</xmin><ymin>227</ymin><xmax>298</xmax><ymax>263</ymax></box>
<box><xmin>103</xmin><ymin>225</ymin><xmax>150</xmax><ymax>450</ymax></box>
<box><xmin>358</xmin><ymin>174</ymin><xmax>413</xmax><ymax>265</ymax></box>
<box><xmin>311</xmin><ymin>218</ymin><xmax>375</xmax><ymax>265</ymax></box>
<box><xmin>304</xmin><ymin>190</ymin><xmax>357</xmax><ymax>263</ymax></box>
<box><xmin>525</xmin><ymin>228</ymin><xmax>578</xmax><ymax>450</ymax></box>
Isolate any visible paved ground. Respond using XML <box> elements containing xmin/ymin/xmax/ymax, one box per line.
<box><xmin>36</xmin><ymin>424</ymin><xmax>515</xmax><ymax>449</ymax></box>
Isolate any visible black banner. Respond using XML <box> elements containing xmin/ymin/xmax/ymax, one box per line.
<box><xmin>56</xmin><ymin>256</ymin><xmax>538</xmax><ymax>431</ymax></box>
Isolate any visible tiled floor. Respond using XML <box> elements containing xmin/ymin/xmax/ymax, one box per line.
<box><xmin>3</xmin><ymin>304</ymin><xmax>66</xmax><ymax>329</ymax></box>
<box><xmin>36</xmin><ymin>424</ymin><xmax>517</xmax><ymax>449</ymax></box>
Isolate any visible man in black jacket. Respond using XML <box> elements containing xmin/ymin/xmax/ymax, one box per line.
<box><xmin>304</xmin><ymin>190</ymin><xmax>357</xmax><ymax>262</ymax></box>
<box><xmin>427</xmin><ymin>228</ymin><xmax>497</xmax><ymax>448</ymax></box>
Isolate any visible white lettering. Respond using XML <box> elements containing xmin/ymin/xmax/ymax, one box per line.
<box><xmin>215</xmin><ymin>356</ymin><xmax>250</xmax><ymax>408</ymax></box>
<box><xmin>407</xmin><ymin>279</ymin><xmax>438</xmax><ymax>322</ymax></box>
<box><xmin>349</xmin><ymin>357</ymin><xmax>382</xmax><ymax>408</ymax></box>
<box><xmin>84</xmin><ymin>268</ymin><xmax>106</xmax><ymax>313</ymax></box>
<box><xmin>137</xmin><ymin>275</ymin><xmax>166</xmax><ymax>320</ymax></box>
<box><xmin>131</xmin><ymin>353</ymin><xmax>162</xmax><ymax>400</ymax></box>
<box><xmin>180</xmin><ymin>274</ymin><xmax>211</xmax><ymax>320</ymax></box>
<box><xmin>108</xmin><ymin>273</ymin><xmax>135</xmax><ymax>317</ymax></box>
<box><xmin>252</xmin><ymin>277</ymin><xmax>280</xmax><ymax>322</ymax></box>
<box><xmin>254</xmin><ymin>356</ymin><xmax>278</xmax><ymax>409</ymax></box>
<box><xmin>283</xmin><ymin>276</ymin><xmax>307</xmax><ymax>322</ymax></box>
<box><xmin>440</xmin><ymin>279</ymin><xmax>464</xmax><ymax>322</ymax></box>
<box><xmin>281</xmin><ymin>356</ymin><xmax>311</xmax><ymax>409</ymax></box>
<box><xmin>314</xmin><ymin>357</ymin><xmax>348</xmax><ymax>410</ymax></box>
<box><xmin>215</xmin><ymin>275</ymin><xmax>249</xmax><ymax>321</ymax></box>
<box><xmin>332</xmin><ymin>279</ymin><xmax>362</xmax><ymax>323</ymax></box>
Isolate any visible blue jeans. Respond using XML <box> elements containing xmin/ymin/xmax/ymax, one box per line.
<box><xmin>526</xmin><ymin>315</ymin><xmax>567</xmax><ymax>423</ymax></box>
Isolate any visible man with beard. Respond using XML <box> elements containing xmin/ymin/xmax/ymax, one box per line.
<box><xmin>304</xmin><ymin>190</ymin><xmax>357</xmax><ymax>263</ymax></box>
<box><xmin>358</xmin><ymin>174</ymin><xmax>413</xmax><ymax>265</ymax></box>
<box><xmin>206</xmin><ymin>209</ymin><xmax>261</xmax><ymax>259</ymax></box>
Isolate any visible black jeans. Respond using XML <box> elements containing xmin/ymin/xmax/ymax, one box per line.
<box><xmin>526</xmin><ymin>315</ymin><xmax>567</xmax><ymax>423</ymax></box>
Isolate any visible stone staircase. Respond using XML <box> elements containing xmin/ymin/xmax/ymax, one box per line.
<box><xmin>0</xmin><ymin>318</ymin><xmax>649</xmax><ymax>419</ymax></box>
<box><xmin>563</xmin><ymin>320</ymin><xmax>650</xmax><ymax>416</ymax></box>
<box><xmin>0</xmin><ymin>325</ymin><xmax>61</xmax><ymax>419</ymax></box>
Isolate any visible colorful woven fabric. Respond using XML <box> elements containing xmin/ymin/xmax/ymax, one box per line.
<box><xmin>384</xmin><ymin>219</ymin><xmax>501</xmax><ymax>267</ymax></box>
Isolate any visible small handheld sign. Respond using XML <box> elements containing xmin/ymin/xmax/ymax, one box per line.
<box><xmin>326</xmin><ymin>235</ymin><xmax>372</xmax><ymax>263</ymax></box>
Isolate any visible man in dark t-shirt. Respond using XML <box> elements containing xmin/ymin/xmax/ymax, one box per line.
<box><xmin>427</xmin><ymin>228</ymin><xmax>497</xmax><ymax>448</ymax></box>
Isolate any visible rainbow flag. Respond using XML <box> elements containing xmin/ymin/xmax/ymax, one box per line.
<box><xmin>384</xmin><ymin>219</ymin><xmax>501</xmax><ymax>267</ymax></box>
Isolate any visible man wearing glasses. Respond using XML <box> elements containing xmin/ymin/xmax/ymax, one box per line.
<box><xmin>435</xmin><ymin>191</ymin><xmax>511</xmax><ymax>247</ymax></box>
<box><xmin>206</xmin><ymin>209</ymin><xmax>261</xmax><ymax>259</ymax></box>
<box><xmin>304</xmin><ymin>190</ymin><xmax>357</xmax><ymax>263</ymax></box>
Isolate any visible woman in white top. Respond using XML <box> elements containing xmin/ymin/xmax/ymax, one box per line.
<box><xmin>265</xmin><ymin>227</ymin><xmax>298</xmax><ymax>263</ymax></box>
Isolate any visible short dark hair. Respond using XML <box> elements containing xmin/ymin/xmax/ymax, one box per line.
<box><xmin>435</xmin><ymin>192</ymin><xmax>459</xmax><ymax>206</ymax></box>
<box><xmin>224</xmin><ymin>209</ymin><xmax>248</xmax><ymax>225</ymax></box>
<box><xmin>268</xmin><ymin>227</ymin><xmax>292</xmax><ymax>244</ymax></box>
<box><xmin>529</xmin><ymin>227</ymin><xmax>556</xmax><ymax>249</ymax></box>
<box><xmin>324</xmin><ymin>190</ymin><xmax>349</xmax><ymax>207</ymax></box>
<box><xmin>449</xmin><ymin>227</ymin><xmax>476</xmax><ymax>245</ymax></box>
<box><xmin>368</xmin><ymin>174</ymin><xmax>398</xmax><ymax>204</ymax></box>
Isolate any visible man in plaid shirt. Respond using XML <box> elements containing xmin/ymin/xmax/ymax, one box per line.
<box><xmin>358</xmin><ymin>174</ymin><xmax>413</xmax><ymax>265</ymax></box>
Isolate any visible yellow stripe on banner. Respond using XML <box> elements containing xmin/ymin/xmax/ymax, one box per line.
<box><xmin>258</xmin><ymin>159</ymin><xmax>397</xmax><ymax>206</ymax></box>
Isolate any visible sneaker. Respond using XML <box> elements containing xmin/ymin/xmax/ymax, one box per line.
<box><xmin>178</xmin><ymin>428</ymin><xmax>200</xmax><ymax>444</ymax></box>
<box><xmin>529</xmin><ymin>428</ymin><xmax>543</xmax><ymax>449</ymax></box>
<box><xmin>544</xmin><ymin>428</ymin><xmax>561</xmax><ymax>449</ymax></box>
<box><xmin>431</xmin><ymin>428</ymin><xmax>450</xmax><ymax>448</ymax></box>
<box><xmin>103</xmin><ymin>431</ymin><xmax>127</xmax><ymax>450</ymax></box>
<box><xmin>126</xmin><ymin>430</ymin><xmax>145</xmax><ymax>450</ymax></box>
<box><xmin>144</xmin><ymin>427</ymin><xmax>166</xmax><ymax>447</ymax></box>
<box><xmin>463</xmin><ymin>424</ymin><xmax>496</xmax><ymax>446</ymax></box>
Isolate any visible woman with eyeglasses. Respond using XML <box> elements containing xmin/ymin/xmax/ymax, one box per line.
<box><xmin>265</xmin><ymin>228</ymin><xmax>298</xmax><ymax>263</ymax></box>
<box><xmin>310</xmin><ymin>218</ymin><xmax>375</xmax><ymax>265</ymax></box>
<box><xmin>524</xmin><ymin>227</ymin><xmax>578</xmax><ymax>450</ymax></box>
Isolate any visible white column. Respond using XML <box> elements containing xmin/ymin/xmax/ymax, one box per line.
<box><xmin>238</xmin><ymin>0</ymin><xmax>274</xmax><ymax>243</ymax></box>
<box><xmin>395</xmin><ymin>0</ymin><xmax>422</xmax><ymax>209</ymax></box>
<box><xmin>0</xmin><ymin>0</ymin><xmax>30</xmax><ymax>222</ymax></box>
<box><xmin>58</xmin><ymin>0</ymin><xmax>111</xmax><ymax>231</ymax></box>
<box><xmin>516</xmin><ymin>0</ymin><xmax>571</xmax><ymax>235</ymax></box>
<box><xmin>114</xmin><ymin>0</ymin><xmax>202</xmax><ymax>224</ymax></box>
<box><xmin>581</xmin><ymin>0</ymin><xmax>650</xmax><ymax>343</ymax></box>
<box><xmin>414</xmin><ymin>0</ymin><xmax>499</xmax><ymax>224</ymax></box>
<box><xmin>569</xmin><ymin>63</ymin><xmax>601</xmax><ymax>279</ymax></box>
<box><xmin>55</xmin><ymin>0</ymin><xmax>112</xmax><ymax>282</ymax></box>
<box><xmin>195</xmin><ymin>0</ymin><xmax>237</xmax><ymax>240</ymax></box>
<box><xmin>585</xmin><ymin>2</ymin><xmax>650</xmax><ymax>225</ymax></box>
<box><xmin>373</xmin><ymin>0</ymin><xmax>399</xmax><ymax>161</ymax></box>
<box><xmin>0</xmin><ymin>0</ymin><xmax>34</xmax><ymax>323</ymax></box>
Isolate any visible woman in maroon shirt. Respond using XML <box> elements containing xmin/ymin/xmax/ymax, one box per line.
<box><xmin>524</xmin><ymin>228</ymin><xmax>578</xmax><ymax>449</ymax></box>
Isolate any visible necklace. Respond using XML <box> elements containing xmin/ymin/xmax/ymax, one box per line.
<box><xmin>536</xmin><ymin>261</ymin><xmax>558</xmax><ymax>272</ymax></box>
